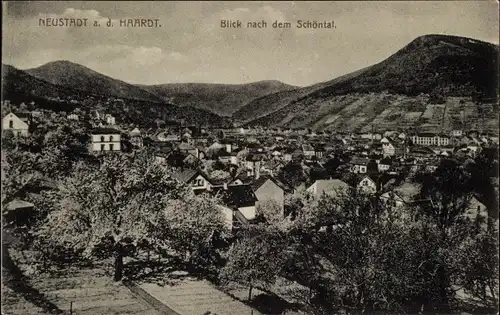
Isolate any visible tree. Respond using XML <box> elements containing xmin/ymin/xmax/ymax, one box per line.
<box><xmin>256</xmin><ymin>199</ymin><xmax>287</xmax><ymax>228</ymax></box>
<box><xmin>220</xmin><ymin>226</ymin><xmax>287</xmax><ymax>301</ymax></box>
<box><xmin>455</xmin><ymin>219</ymin><xmax>499</xmax><ymax>308</ymax></box>
<box><xmin>278</xmin><ymin>162</ymin><xmax>307</xmax><ymax>191</ymax></box>
<box><xmin>415</xmin><ymin>159</ymin><xmax>473</xmax><ymax>229</ymax></box>
<box><xmin>164</xmin><ymin>194</ymin><xmax>228</xmax><ymax>275</ymax></box>
<box><xmin>37</xmin><ymin>151</ymin><xmax>188</xmax><ymax>281</ymax></box>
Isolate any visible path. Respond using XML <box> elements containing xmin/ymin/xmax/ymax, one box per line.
<box><xmin>140</xmin><ymin>278</ymin><xmax>262</xmax><ymax>315</ymax></box>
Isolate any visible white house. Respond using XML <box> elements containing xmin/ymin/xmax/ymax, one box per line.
<box><xmin>410</xmin><ymin>133</ymin><xmax>450</xmax><ymax>146</ymax></box>
<box><xmin>2</xmin><ymin>112</ymin><xmax>29</xmax><ymax>137</ymax></box>
<box><xmin>173</xmin><ymin>169</ymin><xmax>212</xmax><ymax>192</ymax></box>
<box><xmin>251</xmin><ymin>176</ymin><xmax>286</xmax><ymax>214</ymax></box>
<box><xmin>130</xmin><ymin>128</ymin><xmax>143</xmax><ymax>148</ymax></box>
<box><xmin>357</xmin><ymin>176</ymin><xmax>377</xmax><ymax>194</ymax></box>
<box><xmin>67</xmin><ymin>113</ymin><xmax>79</xmax><ymax>121</ymax></box>
<box><xmin>378</xmin><ymin>157</ymin><xmax>392</xmax><ymax>172</ymax></box>
<box><xmin>105</xmin><ymin>114</ymin><xmax>116</xmax><ymax>125</ymax></box>
<box><xmin>307</xmin><ymin>179</ymin><xmax>350</xmax><ymax>198</ymax></box>
<box><xmin>90</xmin><ymin>128</ymin><xmax>121</xmax><ymax>152</ymax></box>
<box><xmin>215</xmin><ymin>185</ymin><xmax>258</xmax><ymax>222</ymax></box>
<box><xmin>350</xmin><ymin>157</ymin><xmax>369</xmax><ymax>174</ymax></box>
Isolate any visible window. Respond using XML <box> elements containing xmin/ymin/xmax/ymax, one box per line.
<box><xmin>193</xmin><ymin>178</ymin><xmax>204</xmax><ymax>187</ymax></box>
<box><xmin>110</xmin><ymin>136</ymin><xmax>114</xmax><ymax>142</ymax></box>
<box><xmin>17</xmin><ymin>131</ymin><xmax>21</xmax><ymax>137</ymax></box>
<box><xmin>101</xmin><ymin>144</ymin><xmax>105</xmax><ymax>151</ymax></box>
<box><xmin>101</xmin><ymin>136</ymin><xmax>105</xmax><ymax>142</ymax></box>
<box><xmin>9</xmin><ymin>120</ymin><xmax>13</xmax><ymax>128</ymax></box>
<box><xmin>110</xmin><ymin>144</ymin><xmax>114</xmax><ymax>151</ymax></box>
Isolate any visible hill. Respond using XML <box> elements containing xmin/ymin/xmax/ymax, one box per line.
<box><xmin>2</xmin><ymin>64</ymin><xmax>231</xmax><ymax>127</ymax></box>
<box><xmin>25</xmin><ymin>60</ymin><xmax>162</xmax><ymax>102</ymax></box>
<box><xmin>243</xmin><ymin>34</ymin><xmax>499</xmax><ymax>133</ymax></box>
<box><xmin>140</xmin><ymin>80</ymin><xmax>296</xmax><ymax>116</ymax></box>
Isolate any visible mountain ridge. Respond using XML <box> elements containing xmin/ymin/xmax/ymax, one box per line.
<box><xmin>24</xmin><ymin>60</ymin><xmax>296</xmax><ymax>116</ymax></box>
<box><xmin>241</xmin><ymin>34</ymin><xmax>498</xmax><ymax>132</ymax></box>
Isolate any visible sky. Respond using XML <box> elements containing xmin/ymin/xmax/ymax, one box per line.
<box><xmin>2</xmin><ymin>1</ymin><xmax>499</xmax><ymax>86</ymax></box>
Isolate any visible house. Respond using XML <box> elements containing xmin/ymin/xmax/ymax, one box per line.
<box><xmin>302</xmin><ymin>144</ymin><xmax>315</xmax><ymax>159</ymax></box>
<box><xmin>213</xmin><ymin>184</ymin><xmax>258</xmax><ymax>221</ymax></box>
<box><xmin>382</xmin><ymin>138</ymin><xmax>396</xmax><ymax>157</ymax></box>
<box><xmin>67</xmin><ymin>113</ymin><xmax>79</xmax><ymax>121</ymax></box>
<box><xmin>164</xmin><ymin>134</ymin><xmax>181</xmax><ymax>142</ymax></box>
<box><xmin>207</xmin><ymin>141</ymin><xmax>225</xmax><ymax>154</ymax></box>
<box><xmin>173</xmin><ymin>168</ymin><xmax>212</xmax><ymax>193</ymax></box>
<box><xmin>410</xmin><ymin>147</ymin><xmax>435</xmax><ymax>159</ymax></box>
<box><xmin>350</xmin><ymin>157</ymin><xmax>369</xmax><ymax>174</ymax></box>
<box><xmin>105</xmin><ymin>114</ymin><xmax>116</xmax><ymax>125</ymax></box>
<box><xmin>410</xmin><ymin>133</ymin><xmax>450</xmax><ymax>146</ymax></box>
<box><xmin>261</xmin><ymin>159</ymin><xmax>284</xmax><ymax>177</ymax></box>
<box><xmin>251</xmin><ymin>175</ymin><xmax>286</xmax><ymax>214</ymax></box>
<box><xmin>314</xmin><ymin>145</ymin><xmax>326</xmax><ymax>159</ymax></box>
<box><xmin>381</xmin><ymin>137</ymin><xmax>407</xmax><ymax>157</ymax></box>
<box><xmin>177</xmin><ymin>142</ymin><xmax>199</xmax><ymax>158</ymax></box>
<box><xmin>307</xmin><ymin>179</ymin><xmax>350</xmax><ymax>198</ymax></box>
<box><xmin>130</xmin><ymin>128</ymin><xmax>143</xmax><ymax>148</ymax></box>
<box><xmin>451</xmin><ymin>129</ymin><xmax>463</xmax><ymax>137</ymax></box>
<box><xmin>378</xmin><ymin>157</ymin><xmax>392</xmax><ymax>172</ymax></box>
<box><xmin>217</xmin><ymin>151</ymin><xmax>232</xmax><ymax>164</ymax></box>
<box><xmin>245</xmin><ymin>154</ymin><xmax>263</xmax><ymax>178</ymax></box>
<box><xmin>90</xmin><ymin>128</ymin><xmax>121</xmax><ymax>152</ymax></box>
<box><xmin>357</xmin><ymin>176</ymin><xmax>377</xmax><ymax>194</ymax></box>
<box><xmin>2</xmin><ymin>112</ymin><xmax>29</xmax><ymax>137</ymax></box>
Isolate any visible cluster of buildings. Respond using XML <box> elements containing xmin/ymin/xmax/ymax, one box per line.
<box><xmin>2</xmin><ymin>110</ymin><xmax>498</xmax><ymax>232</ymax></box>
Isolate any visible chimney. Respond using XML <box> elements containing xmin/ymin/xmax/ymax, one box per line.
<box><xmin>223</xmin><ymin>182</ymin><xmax>228</xmax><ymax>190</ymax></box>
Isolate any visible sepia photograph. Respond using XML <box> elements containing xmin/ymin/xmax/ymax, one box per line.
<box><xmin>1</xmin><ymin>1</ymin><xmax>499</xmax><ymax>314</ymax></box>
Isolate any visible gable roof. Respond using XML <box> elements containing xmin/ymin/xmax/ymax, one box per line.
<box><xmin>172</xmin><ymin>168</ymin><xmax>209</xmax><ymax>184</ymax></box>
<box><xmin>358</xmin><ymin>176</ymin><xmax>376</xmax><ymax>186</ymax></box>
<box><xmin>251</xmin><ymin>175</ymin><xmax>287</xmax><ymax>192</ymax></box>
<box><xmin>130</xmin><ymin>127</ymin><xmax>141</xmax><ymax>136</ymax></box>
<box><xmin>309</xmin><ymin>179</ymin><xmax>349</xmax><ymax>196</ymax></box>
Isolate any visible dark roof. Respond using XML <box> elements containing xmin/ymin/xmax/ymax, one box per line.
<box><xmin>92</xmin><ymin>127</ymin><xmax>121</xmax><ymax>135</ymax></box>
<box><xmin>379</xmin><ymin>157</ymin><xmax>393</xmax><ymax>165</ymax></box>
<box><xmin>350</xmin><ymin>157</ymin><xmax>369</xmax><ymax>165</ymax></box>
<box><xmin>411</xmin><ymin>147</ymin><xmax>435</xmax><ymax>155</ymax></box>
<box><xmin>173</xmin><ymin>168</ymin><xmax>209</xmax><ymax>184</ymax></box>
<box><xmin>246</xmin><ymin>153</ymin><xmax>264</xmax><ymax>162</ymax></box>
<box><xmin>12</xmin><ymin>112</ymin><xmax>31</xmax><ymax>119</ymax></box>
<box><xmin>213</xmin><ymin>185</ymin><xmax>257</xmax><ymax>208</ymax></box>
<box><xmin>415</xmin><ymin>133</ymin><xmax>437</xmax><ymax>137</ymax></box>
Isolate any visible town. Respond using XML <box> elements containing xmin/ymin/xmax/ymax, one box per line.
<box><xmin>2</xmin><ymin>98</ymin><xmax>498</xmax><ymax>314</ymax></box>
